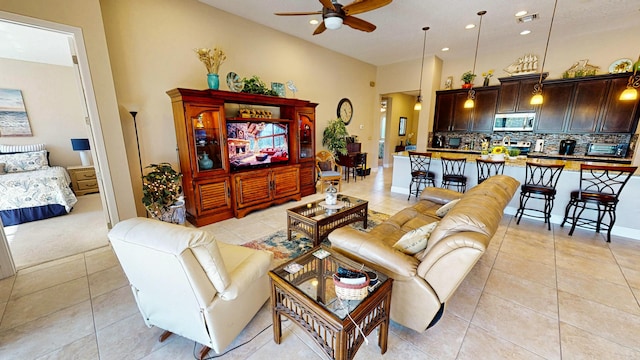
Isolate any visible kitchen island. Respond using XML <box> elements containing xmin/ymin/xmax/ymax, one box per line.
<box><xmin>392</xmin><ymin>151</ymin><xmax>640</xmax><ymax>240</ymax></box>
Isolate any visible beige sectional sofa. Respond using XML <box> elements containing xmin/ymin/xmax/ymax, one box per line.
<box><xmin>329</xmin><ymin>175</ymin><xmax>519</xmax><ymax>333</ymax></box>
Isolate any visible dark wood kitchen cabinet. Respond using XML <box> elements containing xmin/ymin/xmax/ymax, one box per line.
<box><xmin>434</xmin><ymin>87</ymin><xmax>498</xmax><ymax>132</ymax></box>
<box><xmin>535</xmin><ymin>73</ymin><xmax>639</xmax><ymax>134</ymax></box>
<box><xmin>566</xmin><ymin>79</ymin><xmax>608</xmax><ymax>133</ymax></box>
<box><xmin>496</xmin><ymin>74</ymin><xmax>544</xmax><ymax>114</ymax></box>
<box><xmin>535</xmin><ymin>82</ymin><xmax>574</xmax><ymax>133</ymax></box>
<box><xmin>599</xmin><ymin>76</ymin><xmax>639</xmax><ymax>133</ymax></box>
<box><xmin>471</xmin><ymin>87</ymin><xmax>499</xmax><ymax>131</ymax></box>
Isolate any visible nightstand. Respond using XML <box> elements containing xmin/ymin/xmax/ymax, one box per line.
<box><xmin>67</xmin><ymin>165</ymin><xmax>99</xmax><ymax>196</ymax></box>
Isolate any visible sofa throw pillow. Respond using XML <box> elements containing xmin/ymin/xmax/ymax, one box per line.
<box><xmin>392</xmin><ymin>221</ymin><xmax>439</xmax><ymax>255</ymax></box>
<box><xmin>435</xmin><ymin>199</ymin><xmax>460</xmax><ymax>217</ymax></box>
<box><xmin>0</xmin><ymin>150</ymin><xmax>49</xmax><ymax>173</ymax></box>
<box><xmin>0</xmin><ymin>163</ymin><xmax>5</xmax><ymax>175</ymax></box>
<box><xmin>318</xmin><ymin>160</ymin><xmax>333</xmax><ymax>172</ymax></box>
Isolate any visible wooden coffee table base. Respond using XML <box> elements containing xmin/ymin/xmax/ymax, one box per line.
<box><xmin>286</xmin><ymin>196</ymin><xmax>368</xmax><ymax>246</ymax></box>
<box><xmin>271</xmin><ymin>276</ymin><xmax>392</xmax><ymax>360</ymax></box>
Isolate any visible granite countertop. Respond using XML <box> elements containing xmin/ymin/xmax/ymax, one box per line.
<box><xmin>394</xmin><ymin>149</ymin><xmax>636</xmax><ymax>173</ymax></box>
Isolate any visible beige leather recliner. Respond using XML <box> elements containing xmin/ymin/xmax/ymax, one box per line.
<box><xmin>108</xmin><ymin>218</ymin><xmax>273</xmax><ymax>359</ymax></box>
<box><xmin>329</xmin><ymin>175</ymin><xmax>519</xmax><ymax>333</ymax></box>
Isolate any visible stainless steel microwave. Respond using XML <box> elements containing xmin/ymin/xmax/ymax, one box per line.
<box><xmin>493</xmin><ymin>113</ymin><xmax>536</xmax><ymax>131</ymax></box>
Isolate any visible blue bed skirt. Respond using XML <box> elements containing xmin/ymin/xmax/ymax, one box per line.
<box><xmin>0</xmin><ymin>205</ymin><xmax>68</xmax><ymax>226</ymax></box>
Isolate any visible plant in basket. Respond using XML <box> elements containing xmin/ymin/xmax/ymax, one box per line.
<box><xmin>142</xmin><ymin>163</ymin><xmax>184</xmax><ymax>223</ymax></box>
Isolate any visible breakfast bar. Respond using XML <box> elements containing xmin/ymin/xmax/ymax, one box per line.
<box><xmin>392</xmin><ymin>151</ymin><xmax>640</xmax><ymax>239</ymax></box>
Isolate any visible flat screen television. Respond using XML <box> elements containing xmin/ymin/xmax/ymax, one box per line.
<box><xmin>227</xmin><ymin>120</ymin><xmax>289</xmax><ymax>171</ymax></box>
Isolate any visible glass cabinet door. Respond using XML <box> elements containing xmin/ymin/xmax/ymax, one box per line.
<box><xmin>191</xmin><ymin>108</ymin><xmax>224</xmax><ymax>173</ymax></box>
<box><xmin>298</xmin><ymin>112</ymin><xmax>314</xmax><ymax>160</ymax></box>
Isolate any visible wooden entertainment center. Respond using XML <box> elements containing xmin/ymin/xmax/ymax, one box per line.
<box><xmin>167</xmin><ymin>88</ymin><xmax>317</xmax><ymax>226</ymax></box>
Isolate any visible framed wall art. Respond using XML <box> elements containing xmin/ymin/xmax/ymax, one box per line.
<box><xmin>398</xmin><ymin>116</ymin><xmax>407</xmax><ymax>136</ymax></box>
<box><xmin>0</xmin><ymin>88</ymin><xmax>33</xmax><ymax>136</ymax></box>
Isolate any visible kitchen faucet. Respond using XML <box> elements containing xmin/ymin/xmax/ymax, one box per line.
<box><xmin>502</xmin><ymin>135</ymin><xmax>511</xmax><ymax>147</ymax></box>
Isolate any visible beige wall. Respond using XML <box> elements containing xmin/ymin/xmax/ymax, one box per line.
<box><xmin>0</xmin><ymin>0</ymin><xmax>139</xmax><ymax>222</ymax></box>
<box><xmin>99</xmin><ymin>0</ymin><xmax>378</xmax><ymax>215</ymax></box>
<box><xmin>0</xmin><ymin>58</ymin><xmax>89</xmax><ymax>167</ymax></box>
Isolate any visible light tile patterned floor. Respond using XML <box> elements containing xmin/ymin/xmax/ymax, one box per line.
<box><xmin>1</xmin><ymin>168</ymin><xmax>639</xmax><ymax>359</ymax></box>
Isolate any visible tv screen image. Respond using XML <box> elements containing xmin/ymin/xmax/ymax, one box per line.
<box><xmin>227</xmin><ymin>121</ymin><xmax>289</xmax><ymax>170</ymax></box>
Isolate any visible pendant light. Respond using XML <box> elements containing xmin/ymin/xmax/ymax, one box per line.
<box><xmin>414</xmin><ymin>26</ymin><xmax>430</xmax><ymax>111</ymax></box>
<box><xmin>619</xmin><ymin>55</ymin><xmax>640</xmax><ymax>101</ymax></box>
<box><xmin>464</xmin><ymin>11</ymin><xmax>486</xmax><ymax>109</ymax></box>
<box><xmin>531</xmin><ymin>0</ymin><xmax>559</xmax><ymax>105</ymax></box>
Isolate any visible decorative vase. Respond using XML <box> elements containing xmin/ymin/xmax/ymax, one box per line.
<box><xmin>483</xmin><ymin>77</ymin><xmax>490</xmax><ymax>86</ymax></box>
<box><xmin>207</xmin><ymin>73</ymin><xmax>219</xmax><ymax>90</ymax></box>
<box><xmin>325</xmin><ymin>183</ymin><xmax>337</xmax><ymax>205</ymax></box>
<box><xmin>481</xmin><ymin>154</ymin><xmax>489</xmax><ymax>159</ymax></box>
<box><xmin>462</xmin><ymin>83</ymin><xmax>473</xmax><ymax>89</ymax></box>
<box><xmin>490</xmin><ymin>153</ymin><xmax>505</xmax><ymax>161</ymax></box>
<box><xmin>199</xmin><ymin>153</ymin><xmax>214</xmax><ymax>170</ymax></box>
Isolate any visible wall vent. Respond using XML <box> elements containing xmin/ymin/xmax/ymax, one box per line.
<box><xmin>517</xmin><ymin>13</ymin><xmax>539</xmax><ymax>23</ymax></box>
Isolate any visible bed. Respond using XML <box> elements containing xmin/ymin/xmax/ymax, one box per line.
<box><xmin>0</xmin><ymin>148</ymin><xmax>78</xmax><ymax>226</ymax></box>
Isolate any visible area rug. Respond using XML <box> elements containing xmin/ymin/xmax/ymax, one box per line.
<box><xmin>242</xmin><ymin>209</ymin><xmax>389</xmax><ymax>264</ymax></box>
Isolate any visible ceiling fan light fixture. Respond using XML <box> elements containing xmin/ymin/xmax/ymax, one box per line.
<box><xmin>324</xmin><ymin>16</ymin><xmax>343</xmax><ymax>30</ymax></box>
<box><xmin>619</xmin><ymin>56</ymin><xmax>639</xmax><ymax>101</ymax></box>
<box><xmin>620</xmin><ymin>87</ymin><xmax>638</xmax><ymax>101</ymax></box>
<box><xmin>530</xmin><ymin>93</ymin><xmax>544</xmax><ymax>105</ymax></box>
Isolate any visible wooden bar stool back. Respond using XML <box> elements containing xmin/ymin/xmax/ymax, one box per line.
<box><xmin>407</xmin><ymin>151</ymin><xmax>436</xmax><ymax>200</ymax></box>
<box><xmin>476</xmin><ymin>158</ymin><xmax>505</xmax><ymax>184</ymax></box>
<box><xmin>515</xmin><ymin>162</ymin><xmax>565</xmax><ymax>230</ymax></box>
<box><xmin>561</xmin><ymin>164</ymin><xmax>637</xmax><ymax>242</ymax></box>
<box><xmin>441</xmin><ymin>156</ymin><xmax>468</xmax><ymax>192</ymax></box>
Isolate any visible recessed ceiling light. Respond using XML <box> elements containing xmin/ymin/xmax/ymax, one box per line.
<box><xmin>309</xmin><ymin>19</ymin><xmax>319</xmax><ymax>25</ymax></box>
<box><xmin>515</xmin><ymin>10</ymin><xmax>528</xmax><ymax>17</ymax></box>
<box><xmin>441</xmin><ymin>47</ymin><xmax>450</xmax><ymax>52</ymax></box>
<box><xmin>465</xmin><ymin>24</ymin><xmax>475</xmax><ymax>29</ymax></box>
<box><xmin>520</xmin><ymin>30</ymin><xmax>531</xmax><ymax>35</ymax></box>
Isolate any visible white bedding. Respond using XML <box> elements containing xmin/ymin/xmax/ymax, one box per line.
<box><xmin>0</xmin><ymin>166</ymin><xmax>77</xmax><ymax>212</ymax></box>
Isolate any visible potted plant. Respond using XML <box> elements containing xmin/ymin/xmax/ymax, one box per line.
<box><xmin>461</xmin><ymin>71</ymin><xmax>476</xmax><ymax>88</ymax></box>
<box><xmin>322</xmin><ymin>118</ymin><xmax>350</xmax><ymax>156</ymax></box>
<box><xmin>142</xmin><ymin>163</ymin><xmax>186</xmax><ymax>224</ymax></box>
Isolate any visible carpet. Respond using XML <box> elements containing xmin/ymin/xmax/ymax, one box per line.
<box><xmin>242</xmin><ymin>209</ymin><xmax>389</xmax><ymax>263</ymax></box>
<box><xmin>5</xmin><ymin>193</ymin><xmax>109</xmax><ymax>269</ymax></box>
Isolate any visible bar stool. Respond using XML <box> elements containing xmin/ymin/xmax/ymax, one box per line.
<box><xmin>515</xmin><ymin>161</ymin><xmax>565</xmax><ymax>230</ymax></box>
<box><xmin>407</xmin><ymin>151</ymin><xmax>436</xmax><ymax>200</ymax></box>
<box><xmin>441</xmin><ymin>156</ymin><xmax>467</xmax><ymax>192</ymax></box>
<box><xmin>561</xmin><ymin>164</ymin><xmax>637</xmax><ymax>242</ymax></box>
<box><xmin>476</xmin><ymin>158</ymin><xmax>505</xmax><ymax>184</ymax></box>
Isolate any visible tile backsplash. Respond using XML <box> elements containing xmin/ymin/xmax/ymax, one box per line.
<box><xmin>430</xmin><ymin>131</ymin><xmax>636</xmax><ymax>157</ymax></box>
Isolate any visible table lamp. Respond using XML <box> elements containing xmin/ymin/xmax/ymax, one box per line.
<box><xmin>71</xmin><ymin>138</ymin><xmax>92</xmax><ymax>166</ymax></box>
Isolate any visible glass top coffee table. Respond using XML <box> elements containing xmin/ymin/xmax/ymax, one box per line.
<box><xmin>269</xmin><ymin>245</ymin><xmax>392</xmax><ymax>360</ymax></box>
<box><xmin>286</xmin><ymin>194</ymin><xmax>368</xmax><ymax>246</ymax></box>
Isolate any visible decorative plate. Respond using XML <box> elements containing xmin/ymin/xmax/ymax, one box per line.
<box><xmin>608</xmin><ymin>58</ymin><xmax>633</xmax><ymax>74</ymax></box>
<box><xmin>226</xmin><ymin>72</ymin><xmax>244</xmax><ymax>92</ymax></box>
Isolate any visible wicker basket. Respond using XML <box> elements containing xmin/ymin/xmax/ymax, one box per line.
<box><xmin>333</xmin><ymin>271</ymin><xmax>370</xmax><ymax>301</ymax></box>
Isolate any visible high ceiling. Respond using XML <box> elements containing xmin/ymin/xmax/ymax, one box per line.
<box><xmin>199</xmin><ymin>0</ymin><xmax>640</xmax><ymax>66</ymax></box>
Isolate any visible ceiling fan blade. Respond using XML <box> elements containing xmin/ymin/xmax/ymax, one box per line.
<box><xmin>313</xmin><ymin>22</ymin><xmax>327</xmax><ymax>35</ymax></box>
<box><xmin>274</xmin><ymin>11</ymin><xmax>322</xmax><ymax>16</ymax></box>
<box><xmin>319</xmin><ymin>0</ymin><xmax>337</xmax><ymax>11</ymax></box>
<box><xmin>342</xmin><ymin>0</ymin><xmax>392</xmax><ymax>16</ymax></box>
<box><xmin>343</xmin><ymin>15</ymin><xmax>376</xmax><ymax>32</ymax></box>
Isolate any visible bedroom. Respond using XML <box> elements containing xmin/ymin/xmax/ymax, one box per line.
<box><xmin>0</xmin><ymin>20</ymin><xmax>109</xmax><ymax>269</ymax></box>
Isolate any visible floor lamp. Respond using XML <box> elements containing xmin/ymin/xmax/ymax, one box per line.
<box><xmin>130</xmin><ymin>111</ymin><xmax>143</xmax><ymax>178</ymax></box>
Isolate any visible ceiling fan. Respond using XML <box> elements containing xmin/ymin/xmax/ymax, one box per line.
<box><xmin>275</xmin><ymin>0</ymin><xmax>392</xmax><ymax>35</ymax></box>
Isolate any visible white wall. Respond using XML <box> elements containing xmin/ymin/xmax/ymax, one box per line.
<box><xmin>0</xmin><ymin>58</ymin><xmax>88</xmax><ymax>167</ymax></box>
<box><xmin>100</xmin><ymin>0</ymin><xmax>378</xmax><ymax>215</ymax></box>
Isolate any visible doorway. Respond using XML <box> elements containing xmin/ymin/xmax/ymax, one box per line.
<box><xmin>0</xmin><ymin>13</ymin><xmax>115</xmax><ymax>276</ymax></box>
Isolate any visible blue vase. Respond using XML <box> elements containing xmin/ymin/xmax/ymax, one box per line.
<box><xmin>207</xmin><ymin>73</ymin><xmax>219</xmax><ymax>90</ymax></box>
<box><xmin>199</xmin><ymin>153</ymin><xmax>214</xmax><ymax>170</ymax></box>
